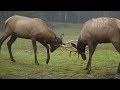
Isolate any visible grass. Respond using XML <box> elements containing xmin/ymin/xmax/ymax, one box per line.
<box><xmin>0</xmin><ymin>23</ymin><xmax>120</xmax><ymax>79</ymax></box>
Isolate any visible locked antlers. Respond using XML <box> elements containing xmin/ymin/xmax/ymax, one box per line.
<box><xmin>60</xmin><ymin>40</ymin><xmax>78</xmax><ymax>57</ymax></box>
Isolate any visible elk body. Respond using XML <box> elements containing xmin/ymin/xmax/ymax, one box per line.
<box><xmin>71</xmin><ymin>17</ymin><xmax>120</xmax><ymax>73</ymax></box>
<box><xmin>0</xmin><ymin>15</ymin><xmax>64</xmax><ymax>65</ymax></box>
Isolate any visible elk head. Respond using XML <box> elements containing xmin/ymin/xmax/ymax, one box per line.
<box><xmin>60</xmin><ymin>39</ymin><xmax>87</xmax><ymax>59</ymax></box>
<box><xmin>71</xmin><ymin>43</ymin><xmax>86</xmax><ymax>60</ymax></box>
<box><xmin>50</xmin><ymin>34</ymin><xmax>65</xmax><ymax>52</ymax></box>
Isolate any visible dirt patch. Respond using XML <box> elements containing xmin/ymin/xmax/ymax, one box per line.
<box><xmin>43</xmin><ymin>75</ymin><xmax>56</xmax><ymax>79</ymax></box>
<box><xmin>28</xmin><ymin>73</ymin><xmax>42</xmax><ymax>79</ymax></box>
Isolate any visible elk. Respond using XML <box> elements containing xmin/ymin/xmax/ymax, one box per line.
<box><xmin>70</xmin><ymin>17</ymin><xmax>120</xmax><ymax>74</ymax></box>
<box><xmin>0</xmin><ymin>15</ymin><xmax>64</xmax><ymax>65</ymax></box>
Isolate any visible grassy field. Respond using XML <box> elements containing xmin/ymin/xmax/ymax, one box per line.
<box><xmin>0</xmin><ymin>23</ymin><xmax>120</xmax><ymax>79</ymax></box>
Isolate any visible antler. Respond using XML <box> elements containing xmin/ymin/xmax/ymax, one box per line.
<box><xmin>61</xmin><ymin>45</ymin><xmax>77</xmax><ymax>56</ymax></box>
<box><xmin>61</xmin><ymin>40</ymin><xmax>78</xmax><ymax>57</ymax></box>
<box><xmin>64</xmin><ymin>40</ymin><xmax>78</xmax><ymax>44</ymax></box>
<box><xmin>61</xmin><ymin>40</ymin><xmax>88</xmax><ymax>57</ymax></box>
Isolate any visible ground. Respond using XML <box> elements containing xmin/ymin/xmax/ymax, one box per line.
<box><xmin>0</xmin><ymin>23</ymin><xmax>120</xmax><ymax>79</ymax></box>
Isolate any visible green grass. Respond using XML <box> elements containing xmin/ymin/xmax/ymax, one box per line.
<box><xmin>0</xmin><ymin>23</ymin><xmax>120</xmax><ymax>79</ymax></box>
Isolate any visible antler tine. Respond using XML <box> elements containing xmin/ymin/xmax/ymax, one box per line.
<box><xmin>61</xmin><ymin>45</ymin><xmax>77</xmax><ymax>52</ymax></box>
<box><xmin>65</xmin><ymin>40</ymin><xmax>77</xmax><ymax>44</ymax></box>
<box><xmin>60</xmin><ymin>40</ymin><xmax>78</xmax><ymax>57</ymax></box>
<box><xmin>61</xmin><ymin>40</ymin><xmax>87</xmax><ymax>58</ymax></box>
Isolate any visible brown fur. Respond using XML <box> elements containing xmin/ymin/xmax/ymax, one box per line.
<box><xmin>0</xmin><ymin>15</ymin><xmax>64</xmax><ymax>65</ymax></box>
<box><xmin>71</xmin><ymin>17</ymin><xmax>120</xmax><ymax>74</ymax></box>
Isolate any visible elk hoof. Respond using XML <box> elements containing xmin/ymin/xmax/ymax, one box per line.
<box><xmin>84</xmin><ymin>67</ymin><xmax>88</xmax><ymax>70</ymax></box>
<box><xmin>87</xmin><ymin>71</ymin><xmax>91</xmax><ymax>74</ymax></box>
<box><xmin>46</xmin><ymin>60</ymin><xmax>49</xmax><ymax>64</ymax></box>
<box><xmin>11</xmin><ymin>59</ymin><xmax>16</xmax><ymax>62</ymax></box>
<box><xmin>87</xmin><ymin>69</ymin><xmax>91</xmax><ymax>74</ymax></box>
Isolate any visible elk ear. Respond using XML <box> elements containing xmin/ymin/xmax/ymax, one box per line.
<box><xmin>71</xmin><ymin>43</ymin><xmax>77</xmax><ymax>49</ymax></box>
<box><xmin>60</xmin><ymin>34</ymin><xmax>64</xmax><ymax>40</ymax></box>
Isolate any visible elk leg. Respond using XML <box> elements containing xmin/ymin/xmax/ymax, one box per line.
<box><xmin>39</xmin><ymin>41</ymin><xmax>50</xmax><ymax>64</ymax></box>
<box><xmin>112</xmin><ymin>42</ymin><xmax>120</xmax><ymax>53</ymax></box>
<box><xmin>86</xmin><ymin>42</ymin><xmax>97</xmax><ymax>74</ymax></box>
<box><xmin>32</xmin><ymin>38</ymin><xmax>39</xmax><ymax>65</ymax></box>
<box><xmin>0</xmin><ymin>34</ymin><xmax>11</xmax><ymax>52</ymax></box>
<box><xmin>7</xmin><ymin>33</ymin><xmax>17</xmax><ymax>62</ymax></box>
<box><xmin>46</xmin><ymin>45</ymin><xmax>50</xmax><ymax>64</ymax></box>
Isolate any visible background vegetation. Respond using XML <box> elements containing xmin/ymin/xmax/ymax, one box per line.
<box><xmin>0</xmin><ymin>11</ymin><xmax>120</xmax><ymax>79</ymax></box>
<box><xmin>0</xmin><ymin>23</ymin><xmax>120</xmax><ymax>79</ymax></box>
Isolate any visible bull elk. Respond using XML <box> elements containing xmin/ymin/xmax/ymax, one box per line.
<box><xmin>71</xmin><ymin>17</ymin><xmax>120</xmax><ymax>74</ymax></box>
<box><xmin>0</xmin><ymin>15</ymin><xmax>64</xmax><ymax>65</ymax></box>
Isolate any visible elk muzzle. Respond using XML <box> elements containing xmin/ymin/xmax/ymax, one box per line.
<box><xmin>80</xmin><ymin>53</ymin><xmax>86</xmax><ymax>60</ymax></box>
